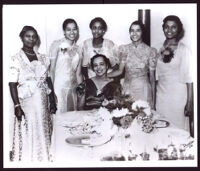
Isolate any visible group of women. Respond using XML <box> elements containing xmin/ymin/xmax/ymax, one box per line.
<box><xmin>9</xmin><ymin>15</ymin><xmax>193</xmax><ymax>162</ymax></box>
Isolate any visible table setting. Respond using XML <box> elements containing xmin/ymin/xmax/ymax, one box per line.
<box><xmin>50</xmin><ymin>100</ymin><xmax>195</xmax><ymax>162</ymax></box>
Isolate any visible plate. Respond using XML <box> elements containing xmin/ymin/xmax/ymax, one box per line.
<box><xmin>153</xmin><ymin>119</ymin><xmax>170</xmax><ymax>128</ymax></box>
<box><xmin>65</xmin><ymin>135</ymin><xmax>113</xmax><ymax>147</ymax></box>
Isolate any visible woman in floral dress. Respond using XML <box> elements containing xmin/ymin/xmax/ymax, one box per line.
<box><xmin>108</xmin><ymin>21</ymin><xmax>157</xmax><ymax>108</ymax></box>
<box><xmin>9</xmin><ymin>26</ymin><xmax>57</xmax><ymax>162</ymax></box>
<box><xmin>155</xmin><ymin>15</ymin><xmax>193</xmax><ymax>130</ymax></box>
<box><xmin>49</xmin><ymin>19</ymin><xmax>83</xmax><ymax>113</ymax></box>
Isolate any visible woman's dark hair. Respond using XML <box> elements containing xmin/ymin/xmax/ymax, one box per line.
<box><xmin>162</xmin><ymin>15</ymin><xmax>184</xmax><ymax>41</ymax></box>
<box><xmin>129</xmin><ymin>20</ymin><xmax>146</xmax><ymax>41</ymax></box>
<box><xmin>89</xmin><ymin>17</ymin><xmax>107</xmax><ymax>32</ymax></box>
<box><xmin>19</xmin><ymin>25</ymin><xmax>40</xmax><ymax>47</ymax></box>
<box><xmin>62</xmin><ymin>18</ymin><xmax>79</xmax><ymax>31</ymax></box>
<box><xmin>19</xmin><ymin>25</ymin><xmax>39</xmax><ymax>40</ymax></box>
<box><xmin>90</xmin><ymin>54</ymin><xmax>111</xmax><ymax>71</ymax></box>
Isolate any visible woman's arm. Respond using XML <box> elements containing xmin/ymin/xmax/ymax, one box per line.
<box><xmin>9</xmin><ymin>82</ymin><xmax>25</xmax><ymax>121</ymax></box>
<box><xmin>46</xmin><ymin>77</ymin><xmax>57</xmax><ymax>114</ymax></box>
<box><xmin>185</xmin><ymin>83</ymin><xmax>193</xmax><ymax>116</ymax></box>
<box><xmin>76</xmin><ymin>56</ymin><xmax>83</xmax><ymax>84</ymax></box>
<box><xmin>49</xmin><ymin>41</ymin><xmax>59</xmax><ymax>83</ymax></box>
<box><xmin>107</xmin><ymin>62</ymin><xmax>125</xmax><ymax>78</ymax></box>
<box><xmin>76</xmin><ymin>82</ymin><xmax>86</xmax><ymax>110</ymax></box>
<box><xmin>149</xmin><ymin>70</ymin><xmax>156</xmax><ymax>109</ymax></box>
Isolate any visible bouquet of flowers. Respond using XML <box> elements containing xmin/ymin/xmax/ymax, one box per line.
<box><xmin>109</xmin><ymin>99</ymin><xmax>154</xmax><ymax>133</ymax></box>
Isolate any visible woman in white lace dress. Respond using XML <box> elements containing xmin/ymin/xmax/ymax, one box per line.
<box><xmin>49</xmin><ymin>19</ymin><xmax>83</xmax><ymax>113</ymax></box>
<box><xmin>155</xmin><ymin>15</ymin><xmax>193</xmax><ymax>130</ymax></box>
<box><xmin>9</xmin><ymin>26</ymin><xmax>57</xmax><ymax>162</ymax></box>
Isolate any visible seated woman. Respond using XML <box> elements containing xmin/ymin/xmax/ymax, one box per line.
<box><xmin>77</xmin><ymin>54</ymin><xmax>121</xmax><ymax>110</ymax></box>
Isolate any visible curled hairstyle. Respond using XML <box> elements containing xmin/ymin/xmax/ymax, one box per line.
<box><xmin>162</xmin><ymin>15</ymin><xmax>184</xmax><ymax>41</ymax></box>
<box><xmin>19</xmin><ymin>25</ymin><xmax>39</xmax><ymax>40</ymax></box>
<box><xmin>62</xmin><ymin>18</ymin><xmax>79</xmax><ymax>31</ymax></box>
<box><xmin>90</xmin><ymin>54</ymin><xmax>111</xmax><ymax>71</ymax></box>
<box><xmin>89</xmin><ymin>17</ymin><xmax>107</xmax><ymax>32</ymax></box>
<box><xmin>129</xmin><ymin>20</ymin><xmax>146</xmax><ymax>41</ymax></box>
<box><xmin>19</xmin><ymin>25</ymin><xmax>40</xmax><ymax>47</ymax></box>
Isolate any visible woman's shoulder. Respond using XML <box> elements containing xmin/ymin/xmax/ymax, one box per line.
<box><xmin>178</xmin><ymin>41</ymin><xmax>189</xmax><ymax>50</ymax></box>
<box><xmin>83</xmin><ymin>38</ymin><xmax>93</xmax><ymax>45</ymax></box>
<box><xmin>50</xmin><ymin>38</ymin><xmax>66</xmax><ymax>48</ymax></box>
<box><xmin>141</xmin><ymin>42</ymin><xmax>157</xmax><ymax>54</ymax></box>
<box><xmin>118</xmin><ymin>43</ymin><xmax>130</xmax><ymax>50</ymax></box>
<box><xmin>104</xmin><ymin>39</ymin><xmax>115</xmax><ymax>45</ymax></box>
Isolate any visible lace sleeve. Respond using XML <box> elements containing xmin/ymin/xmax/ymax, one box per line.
<box><xmin>9</xmin><ymin>55</ymin><xmax>20</xmax><ymax>82</ymax></box>
<box><xmin>148</xmin><ymin>47</ymin><xmax>158</xmax><ymax>71</ymax></box>
<box><xmin>118</xmin><ymin>45</ymin><xmax>127</xmax><ymax>64</ymax></box>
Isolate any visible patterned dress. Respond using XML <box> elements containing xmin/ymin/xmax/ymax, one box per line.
<box><xmin>119</xmin><ymin>42</ymin><xmax>157</xmax><ymax>104</ymax></box>
<box><xmin>9</xmin><ymin>49</ymin><xmax>52</xmax><ymax>162</ymax></box>
<box><xmin>49</xmin><ymin>38</ymin><xmax>82</xmax><ymax>113</ymax></box>
<box><xmin>82</xmin><ymin>38</ymin><xmax>119</xmax><ymax>78</ymax></box>
<box><xmin>156</xmin><ymin>42</ymin><xmax>193</xmax><ymax>130</ymax></box>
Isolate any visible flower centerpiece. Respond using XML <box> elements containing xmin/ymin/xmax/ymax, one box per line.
<box><xmin>107</xmin><ymin>99</ymin><xmax>154</xmax><ymax>133</ymax></box>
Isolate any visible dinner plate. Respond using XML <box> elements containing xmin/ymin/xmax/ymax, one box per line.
<box><xmin>65</xmin><ymin>135</ymin><xmax>113</xmax><ymax>147</ymax></box>
<box><xmin>153</xmin><ymin>119</ymin><xmax>170</xmax><ymax>128</ymax></box>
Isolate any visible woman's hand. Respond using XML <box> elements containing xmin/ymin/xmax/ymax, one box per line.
<box><xmin>15</xmin><ymin>106</ymin><xmax>25</xmax><ymax>121</ymax></box>
<box><xmin>184</xmin><ymin>101</ymin><xmax>193</xmax><ymax>117</ymax></box>
<box><xmin>50</xmin><ymin>101</ymin><xmax>57</xmax><ymax>114</ymax></box>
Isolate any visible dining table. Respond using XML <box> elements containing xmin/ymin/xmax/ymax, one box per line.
<box><xmin>49</xmin><ymin>109</ymin><xmax>195</xmax><ymax>163</ymax></box>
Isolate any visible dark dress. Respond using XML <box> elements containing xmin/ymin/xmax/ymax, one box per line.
<box><xmin>77</xmin><ymin>79</ymin><xmax>121</xmax><ymax>110</ymax></box>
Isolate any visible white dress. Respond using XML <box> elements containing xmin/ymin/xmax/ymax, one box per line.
<box><xmin>49</xmin><ymin>38</ymin><xmax>81</xmax><ymax>113</ymax></box>
<box><xmin>156</xmin><ymin>42</ymin><xmax>193</xmax><ymax>130</ymax></box>
<box><xmin>82</xmin><ymin>38</ymin><xmax>119</xmax><ymax>78</ymax></box>
<box><xmin>9</xmin><ymin>49</ymin><xmax>52</xmax><ymax>162</ymax></box>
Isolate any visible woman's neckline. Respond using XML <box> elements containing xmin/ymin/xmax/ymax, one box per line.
<box><xmin>90</xmin><ymin>77</ymin><xmax>112</xmax><ymax>91</ymax></box>
<box><xmin>92</xmin><ymin>38</ymin><xmax>104</xmax><ymax>48</ymax></box>
<box><xmin>21</xmin><ymin>48</ymin><xmax>38</xmax><ymax>62</ymax></box>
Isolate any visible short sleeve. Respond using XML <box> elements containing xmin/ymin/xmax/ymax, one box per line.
<box><xmin>148</xmin><ymin>47</ymin><xmax>158</xmax><ymax>70</ymax></box>
<box><xmin>9</xmin><ymin>55</ymin><xmax>20</xmax><ymax>82</ymax></box>
<box><xmin>179</xmin><ymin>45</ymin><xmax>193</xmax><ymax>83</ymax></box>
<box><xmin>82</xmin><ymin>41</ymin><xmax>90</xmax><ymax>67</ymax></box>
<box><xmin>49</xmin><ymin>40</ymin><xmax>60</xmax><ymax>61</ymax></box>
<box><xmin>118</xmin><ymin>45</ymin><xmax>127</xmax><ymax>64</ymax></box>
<box><xmin>110</xmin><ymin>43</ymin><xmax>120</xmax><ymax>66</ymax></box>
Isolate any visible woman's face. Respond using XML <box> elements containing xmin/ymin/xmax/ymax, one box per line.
<box><xmin>64</xmin><ymin>22</ymin><xmax>78</xmax><ymax>41</ymax></box>
<box><xmin>163</xmin><ymin>20</ymin><xmax>178</xmax><ymax>39</ymax></box>
<box><xmin>93</xmin><ymin>57</ymin><xmax>107</xmax><ymax>77</ymax></box>
<box><xmin>129</xmin><ymin>24</ymin><xmax>142</xmax><ymax>43</ymax></box>
<box><xmin>91</xmin><ymin>21</ymin><xmax>105</xmax><ymax>39</ymax></box>
<box><xmin>22</xmin><ymin>30</ymin><xmax>38</xmax><ymax>48</ymax></box>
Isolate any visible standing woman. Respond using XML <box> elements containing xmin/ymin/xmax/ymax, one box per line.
<box><xmin>9</xmin><ymin>26</ymin><xmax>57</xmax><ymax>161</ymax></box>
<box><xmin>82</xmin><ymin>17</ymin><xmax>119</xmax><ymax>79</ymax></box>
<box><xmin>156</xmin><ymin>15</ymin><xmax>193</xmax><ymax>130</ymax></box>
<box><xmin>108</xmin><ymin>21</ymin><xmax>157</xmax><ymax>108</ymax></box>
<box><xmin>49</xmin><ymin>19</ymin><xmax>83</xmax><ymax>113</ymax></box>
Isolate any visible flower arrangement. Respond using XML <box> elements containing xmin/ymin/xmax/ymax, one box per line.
<box><xmin>108</xmin><ymin>99</ymin><xmax>154</xmax><ymax>133</ymax></box>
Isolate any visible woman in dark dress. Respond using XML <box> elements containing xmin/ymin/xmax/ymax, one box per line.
<box><xmin>77</xmin><ymin>54</ymin><xmax>121</xmax><ymax>110</ymax></box>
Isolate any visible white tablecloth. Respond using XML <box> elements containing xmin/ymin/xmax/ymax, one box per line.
<box><xmin>50</xmin><ymin>110</ymin><xmax>194</xmax><ymax>162</ymax></box>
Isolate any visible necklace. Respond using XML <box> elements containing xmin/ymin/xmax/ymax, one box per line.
<box><xmin>23</xmin><ymin>51</ymin><xmax>36</xmax><ymax>56</ymax></box>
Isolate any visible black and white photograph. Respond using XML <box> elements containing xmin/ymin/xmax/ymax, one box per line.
<box><xmin>3</xmin><ymin>3</ymin><xmax>197</xmax><ymax>167</ymax></box>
